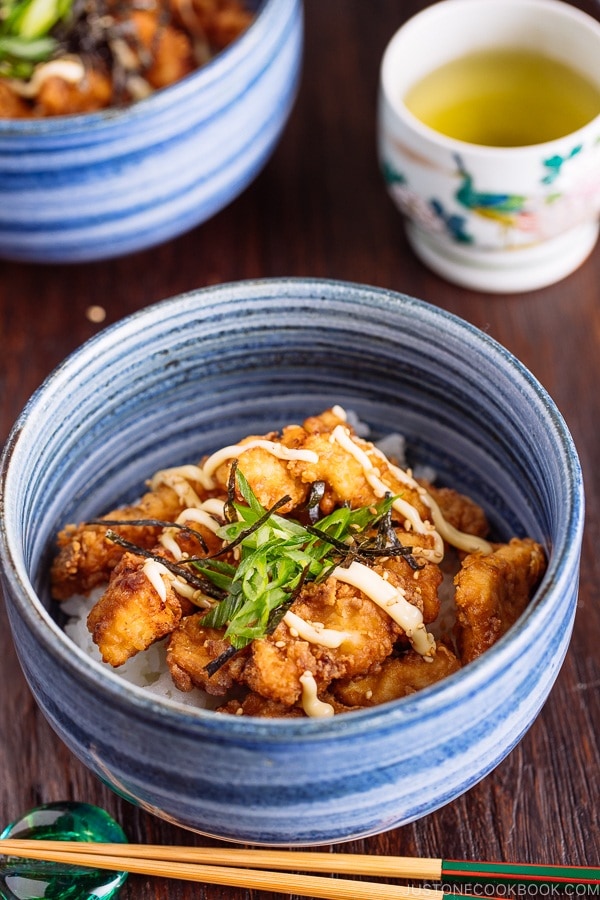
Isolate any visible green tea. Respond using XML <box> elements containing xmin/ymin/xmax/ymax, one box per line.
<box><xmin>403</xmin><ymin>49</ymin><xmax>600</xmax><ymax>146</ymax></box>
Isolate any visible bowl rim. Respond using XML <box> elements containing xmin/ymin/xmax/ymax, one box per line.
<box><xmin>0</xmin><ymin>0</ymin><xmax>295</xmax><ymax>135</ymax></box>
<box><xmin>0</xmin><ymin>276</ymin><xmax>585</xmax><ymax>740</ymax></box>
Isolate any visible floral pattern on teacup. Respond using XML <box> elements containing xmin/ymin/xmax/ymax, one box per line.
<box><xmin>382</xmin><ymin>139</ymin><xmax>600</xmax><ymax>249</ymax></box>
<box><xmin>382</xmin><ymin>161</ymin><xmax>473</xmax><ymax>244</ymax></box>
<box><xmin>541</xmin><ymin>144</ymin><xmax>583</xmax><ymax>184</ymax></box>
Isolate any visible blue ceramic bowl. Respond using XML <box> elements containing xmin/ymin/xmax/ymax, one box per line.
<box><xmin>0</xmin><ymin>0</ymin><xmax>302</xmax><ymax>264</ymax></box>
<box><xmin>0</xmin><ymin>279</ymin><xmax>584</xmax><ymax>845</ymax></box>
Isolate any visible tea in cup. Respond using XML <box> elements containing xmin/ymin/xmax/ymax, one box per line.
<box><xmin>378</xmin><ymin>0</ymin><xmax>600</xmax><ymax>292</ymax></box>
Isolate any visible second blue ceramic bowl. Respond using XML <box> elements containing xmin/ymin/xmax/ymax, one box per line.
<box><xmin>0</xmin><ymin>0</ymin><xmax>302</xmax><ymax>263</ymax></box>
<box><xmin>0</xmin><ymin>279</ymin><xmax>584</xmax><ymax>844</ymax></box>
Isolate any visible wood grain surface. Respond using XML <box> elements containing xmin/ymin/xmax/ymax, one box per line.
<box><xmin>1</xmin><ymin>2</ymin><xmax>599</xmax><ymax>898</ymax></box>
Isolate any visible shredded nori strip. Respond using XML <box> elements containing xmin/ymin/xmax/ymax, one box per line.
<box><xmin>50</xmin><ymin>0</ymin><xmax>167</xmax><ymax>104</ymax></box>
<box><xmin>303</xmin><ymin>480</ymin><xmax>326</xmax><ymax>524</ymax></box>
<box><xmin>204</xmin><ymin>644</ymin><xmax>241</xmax><ymax>678</ymax></box>
<box><xmin>89</xmin><ymin>517</ymin><xmax>209</xmax><ymax>552</ymax></box>
<box><xmin>302</xmin><ymin>523</ymin><xmax>353</xmax><ymax>554</ymax></box>
<box><xmin>203</xmin><ymin>493</ymin><xmax>293</xmax><ymax>558</ymax></box>
<box><xmin>223</xmin><ymin>459</ymin><xmax>239</xmax><ymax>524</ymax></box>
<box><xmin>373</xmin><ymin>505</ymin><xmax>423</xmax><ymax>570</ymax></box>
<box><xmin>376</xmin><ymin>504</ymin><xmax>396</xmax><ymax>549</ymax></box>
<box><xmin>103</xmin><ymin>529</ymin><xmax>225</xmax><ymax>600</ymax></box>
<box><xmin>304</xmin><ymin>520</ymin><xmax>422</xmax><ymax>571</ymax></box>
<box><xmin>171</xmin><ymin>491</ymin><xmax>294</xmax><ymax>568</ymax></box>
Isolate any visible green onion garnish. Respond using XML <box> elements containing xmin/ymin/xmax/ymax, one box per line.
<box><xmin>197</xmin><ymin>469</ymin><xmax>404</xmax><ymax>650</ymax></box>
<box><xmin>99</xmin><ymin>467</ymin><xmax>419</xmax><ymax>660</ymax></box>
<box><xmin>0</xmin><ymin>0</ymin><xmax>73</xmax><ymax>77</ymax></box>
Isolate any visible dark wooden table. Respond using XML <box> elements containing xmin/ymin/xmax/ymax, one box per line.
<box><xmin>1</xmin><ymin>2</ymin><xmax>599</xmax><ymax>897</ymax></box>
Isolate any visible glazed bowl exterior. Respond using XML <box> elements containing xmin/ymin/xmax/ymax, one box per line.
<box><xmin>0</xmin><ymin>278</ymin><xmax>584</xmax><ymax>844</ymax></box>
<box><xmin>0</xmin><ymin>0</ymin><xmax>302</xmax><ymax>263</ymax></box>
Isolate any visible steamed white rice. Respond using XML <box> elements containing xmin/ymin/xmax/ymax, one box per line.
<box><xmin>62</xmin><ymin>591</ymin><xmax>219</xmax><ymax>709</ymax></box>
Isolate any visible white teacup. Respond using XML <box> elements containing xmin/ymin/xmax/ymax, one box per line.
<box><xmin>378</xmin><ymin>0</ymin><xmax>600</xmax><ymax>292</ymax></box>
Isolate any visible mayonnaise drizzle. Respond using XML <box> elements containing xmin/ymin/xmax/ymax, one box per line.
<box><xmin>9</xmin><ymin>57</ymin><xmax>85</xmax><ymax>97</ymax></box>
<box><xmin>141</xmin><ymin>558</ymin><xmax>214</xmax><ymax>609</ymax></box>
<box><xmin>202</xmin><ymin>439</ymin><xmax>319</xmax><ymax>479</ymax></box>
<box><xmin>149</xmin><ymin>465</ymin><xmax>212</xmax><ymax>504</ymax></box>
<box><xmin>331</xmin><ymin>423</ymin><xmax>492</xmax><ymax>560</ymax></box>
<box><xmin>299</xmin><ymin>671</ymin><xmax>334</xmax><ymax>718</ymax></box>
<box><xmin>283</xmin><ymin>610</ymin><xmax>352</xmax><ymax>649</ymax></box>
<box><xmin>374</xmin><ymin>446</ymin><xmax>492</xmax><ymax>555</ymax></box>
<box><xmin>142</xmin><ymin>558</ymin><xmax>170</xmax><ymax>602</ymax></box>
<box><xmin>158</xmin><ymin>499</ymin><xmax>226</xmax><ymax>560</ymax></box>
<box><xmin>331</xmin><ymin>424</ymin><xmax>444</xmax><ymax>562</ymax></box>
<box><xmin>332</xmin><ymin>560</ymin><xmax>435</xmax><ymax>658</ymax></box>
<box><xmin>158</xmin><ymin>532</ymin><xmax>181</xmax><ymax>559</ymax></box>
<box><xmin>419</xmin><ymin>490</ymin><xmax>492</xmax><ymax>555</ymax></box>
<box><xmin>176</xmin><ymin>506</ymin><xmax>223</xmax><ymax>533</ymax></box>
<box><xmin>197</xmin><ymin>498</ymin><xmax>228</xmax><ymax>518</ymax></box>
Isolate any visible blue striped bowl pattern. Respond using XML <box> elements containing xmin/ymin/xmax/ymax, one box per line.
<box><xmin>0</xmin><ymin>0</ymin><xmax>303</xmax><ymax>263</ymax></box>
<box><xmin>0</xmin><ymin>279</ymin><xmax>584</xmax><ymax>844</ymax></box>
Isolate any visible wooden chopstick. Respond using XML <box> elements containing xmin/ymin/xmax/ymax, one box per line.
<box><xmin>0</xmin><ymin>842</ymin><xmax>449</xmax><ymax>900</ymax></box>
<box><xmin>0</xmin><ymin>840</ymin><xmax>441</xmax><ymax>879</ymax></box>
<box><xmin>1</xmin><ymin>840</ymin><xmax>598</xmax><ymax>895</ymax></box>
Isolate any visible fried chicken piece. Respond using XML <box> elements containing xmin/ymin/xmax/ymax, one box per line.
<box><xmin>210</xmin><ymin>409</ymin><xmax>350</xmax><ymax>513</ymax></box>
<box><xmin>35</xmin><ymin>69</ymin><xmax>113</xmax><ymax>116</ymax></box>
<box><xmin>51</xmin><ymin>483</ymin><xmax>186</xmax><ymax>600</ymax></box>
<box><xmin>454</xmin><ymin>537</ymin><xmax>546</xmax><ymax>664</ymax></box>
<box><xmin>378</xmin><ymin>548</ymin><xmax>442</xmax><ymax>626</ymax></box>
<box><xmin>87</xmin><ymin>551</ymin><xmax>185</xmax><ymax>666</ymax></box>
<box><xmin>332</xmin><ymin>644</ymin><xmax>462</xmax><ymax>707</ymax></box>
<box><xmin>302</xmin><ymin>407</ymin><xmax>350</xmax><ymax>434</ymax></box>
<box><xmin>302</xmin><ymin>408</ymin><xmax>348</xmax><ymax>434</ymax></box>
<box><xmin>243</xmin><ymin>638</ymin><xmax>314</xmax><ymax>708</ymax></box>
<box><xmin>0</xmin><ymin>82</ymin><xmax>30</xmax><ymax>117</ymax></box>
<box><xmin>242</xmin><ymin>569</ymin><xmax>427</xmax><ymax>707</ymax></box>
<box><xmin>203</xmin><ymin>0</ymin><xmax>253</xmax><ymax>50</ymax></box>
<box><xmin>173</xmin><ymin>0</ymin><xmax>253</xmax><ymax>51</ymax></box>
<box><xmin>212</xmin><ymin>410</ymin><xmax>435</xmax><ymax>531</ymax></box>
<box><xmin>292</xmin><ymin>431</ymin><xmax>432</xmax><ymax>523</ymax></box>
<box><xmin>423</xmin><ymin>483</ymin><xmax>489</xmax><ymax>539</ymax></box>
<box><xmin>214</xmin><ymin>438</ymin><xmax>310</xmax><ymax>515</ymax></box>
<box><xmin>217</xmin><ymin>693</ymin><xmax>305</xmax><ymax>718</ymax></box>
<box><xmin>128</xmin><ymin>9</ymin><xmax>195</xmax><ymax>90</ymax></box>
<box><xmin>301</xmin><ymin>435</ymin><xmax>408</xmax><ymax>515</ymax></box>
<box><xmin>291</xmin><ymin>433</ymin><xmax>377</xmax><ymax>513</ymax></box>
<box><xmin>167</xmin><ymin>614</ymin><xmax>246</xmax><ymax>695</ymax></box>
<box><xmin>85</xmin><ymin>506</ymin><xmax>224</xmax><ymax>667</ymax></box>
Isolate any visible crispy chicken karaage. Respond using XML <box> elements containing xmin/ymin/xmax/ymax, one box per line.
<box><xmin>51</xmin><ymin>406</ymin><xmax>547</xmax><ymax>717</ymax></box>
<box><xmin>0</xmin><ymin>0</ymin><xmax>254</xmax><ymax>117</ymax></box>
